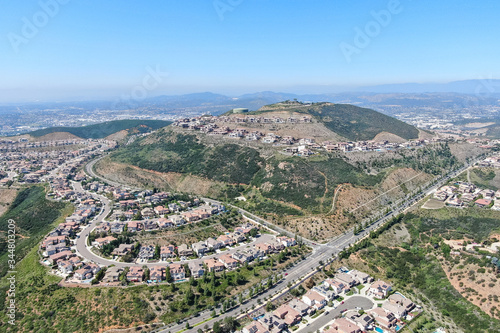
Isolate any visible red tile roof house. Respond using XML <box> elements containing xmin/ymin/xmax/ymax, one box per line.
<box><xmin>219</xmin><ymin>254</ymin><xmax>239</xmax><ymax>269</ymax></box>
<box><xmin>217</xmin><ymin>234</ymin><xmax>236</xmax><ymax>247</ymax></box>
<box><xmin>92</xmin><ymin>236</ymin><xmax>116</xmax><ymax>248</ymax></box>
<box><xmin>204</xmin><ymin>258</ymin><xmax>225</xmax><ymax>272</ymax></box>
<box><xmin>48</xmin><ymin>250</ymin><xmax>74</xmax><ymax>264</ymax></box>
<box><xmin>323</xmin><ymin>278</ymin><xmax>349</xmax><ymax>295</ymax></box>
<box><xmin>475</xmin><ymin>198</ymin><xmax>492</xmax><ymax>208</ymax></box>
<box><xmin>154</xmin><ymin>205</ymin><xmax>169</xmax><ymax>215</ymax></box>
<box><xmin>157</xmin><ymin>218</ymin><xmax>174</xmax><ymax>229</ymax></box>
<box><xmin>287</xmin><ymin>298</ymin><xmax>311</xmax><ymax>316</ymax></box>
<box><xmin>368</xmin><ymin>307</ymin><xmax>397</xmax><ymax>330</ymax></box>
<box><xmin>255</xmin><ymin>243</ymin><xmax>273</xmax><ymax>254</ymax></box>
<box><xmin>388</xmin><ymin>293</ymin><xmax>415</xmax><ymax>313</ymax></box>
<box><xmin>257</xmin><ymin>313</ymin><xmax>286</xmax><ymax>332</ymax></box>
<box><xmin>273</xmin><ymin>303</ymin><xmax>302</xmax><ymax>326</ymax></box>
<box><xmin>149</xmin><ymin>266</ymin><xmax>165</xmax><ymax>282</ymax></box>
<box><xmin>126</xmin><ymin>220</ymin><xmax>143</xmax><ymax>232</ymax></box>
<box><xmin>302</xmin><ymin>290</ymin><xmax>327</xmax><ymax>310</ymax></box>
<box><xmin>57</xmin><ymin>260</ymin><xmax>73</xmax><ymax>274</ymax></box>
<box><xmin>127</xmin><ymin>266</ymin><xmax>144</xmax><ymax>282</ymax></box>
<box><xmin>160</xmin><ymin>245</ymin><xmax>176</xmax><ymax>260</ymax></box>
<box><xmin>169</xmin><ymin>263</ymin><xmax>186</xmax><ymax>281</ymax></box>
<box><xmin>324</xmin><ymin>317</ymin><xmax>362</xmax><ymax>333</ymax></box>
<box><xmin>368</xmin><ymin>280</ymin><xmax>393</xmax><ymax>298</ymax></box>
<box><xmin>242</xmin><ymin>320</ymin><xmax>270</xmax><ymax>333</ymax></box>
<box><xmin>74</xmin><ymin>266</ymin><xmax>93</xmax><ymax>281</ymax></box>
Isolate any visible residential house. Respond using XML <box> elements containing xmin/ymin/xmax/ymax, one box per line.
<box><xmin>388</xmin><ymin>293</ymin><xmax>415</xmax><ymax>313</ymax></box>
<box><xmin>348</xmin><ymin>270</ymin><xmax>373</xmax><ymax>284</ymax></box>
<box><xmin>138</xmin><ymin>245</ymin><xmax>155</xmax><ymax>260</ymax></box>
<box><xmin>92</xmin><ymin>236</ymin><xmax>116</xmax><ymax>248</ymax></box>
<box><xmin>178</xmin><ymin>244</ymin><xmax>193</xmax><ymax>257</ymax></box>
<box><xmin>273</xmin><ymin>304</ymin><xmax>302</xmax><ymax>326</ymax></box>
<box><xmin>382</xmin><ymin>300</ymin><xmax>407</xmax><ymax>319</ymax></box>
<box><xmin>141</xmin><ymin>207</ymin><xmax>155</xmax><ymax>219</ymax></box>
<box><xmin>287</xmin><ymin>298</ymin><xmax>311</xmax><ymax>316</ymax></box>
<box><xmin>57</xmin><ymin>260</ymin><xmax>73</xmax><ymax>274</ymax></box>
<box><xmin>169</xmin><ymin>263</ymin><xmax>186</xmax><ymax>281</ymax></box>
<box><xmin>160</xmin><ymin>244</ymin><xmax>176</xmax><ymax>260</ymax></box>
<box><xmin>475</xmin><ymin>198</ymin><xmax>492</xmax><ymax>208</ymax></box>
<box><xmin>204</xmin><ymin>258</ymin><xmax>225</xmax><ymax>272</ymax></box>
<box><xmin>188</xmin><ymin>262</ymin><xmax>205</xmax><ymax>278</ymax></box>
<box><xmin>192</xmin><ymin>241</ymin><xmax>208</xmax><ymax>257</ymax></box>
<box><xmin>150</xmin><ymin>266</ymin><xmax>165</xmax><ymax>282</ymax></box>
<box><xmin>242</xmin><ymin>321</ymin><xmax>270</xmax><ymax>333</ymax></box>
<box><xmin>325</xmin><ymin>318</ymin><xmax>362</xmax><ymax>333</ymax></box>
<box><xmin>127</xmin><ymin>220</ymin><xmax>142</xmax><ymax>232</ymax></box>
<box><xmin>127</xmin><ymin>266</ymin><xmax>144</xmax><ymax>282</ymax></box>
<box><xmin>368</xmin><ymin>280</ymin><xmax>393</xmax><ymax>298</ymax></box>
<box><xmin>206</xmin><ymin>237</ymin><xmax>223</xmax><ymax>250</ymax></box>
<box><xmin>335</xmin><ymin>273</ymin><xmax>357</xmax><ymax>287</ymax></box>
<box><xmin>103</xmin><ymin>266</ymin><xmax>123</xmax><ymax>282</ymax></box>
<box><xmin>113</xmin><ymin>243</ymin><xmax>134</xmax><ymax>256</ymax></box>
<box><xmin>217</xmin><ymin>234</ymin><xmax>235</xmax><ymax>247</ymax></box>
<box><xmin>74</xmin><ymin>266</ymin><xmax>93</xmax><ymax>280</ymax></box>
<box><xmin>158</xmin><ymin>217</ymin><xmax>174</xmax><ymax>229</ymax></box>
<box><xmin>257</xmin><ymin>313</ymin><xmax>286</xmax><ymax>332</ymax></box>
<box><xmin>324</xmin><ymin>279</ymin><xmax>348</xmax><ymax>295</ymax></box>
<box><xmin>302</xmin><ymin>290</ymin><xmax>327</xmax><ymax>310</ymax></box>
<box><xmin>48</xmin><ymin>250</ymin><xmax>74</xmax><ymax>264</ymax></box>
<box><xmin>368</xmin><ymin>307</ymin><xmax>397</xmax><ymax>330</ymax></box>
<box><xmin>219</xmin><ymin>254</ymin><xmax>239</xmax><ymax>269</ymax></box>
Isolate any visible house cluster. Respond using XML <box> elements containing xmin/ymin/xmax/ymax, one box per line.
<box><xmin>93</xmin><ymin>202</ymin><xmax>225</xmax><ymax>239</ymax></box>
<box><xmin>106</xmin><ymin>233</ymin><xmax>297</xmax><ymax>284</ymax></box>
<box><xmin>434</xmin><ymin>181</ymin><xmax>500</xmax><ymax>210</ymax></box>
<box><xmin>171</xmin><ymin>115</ymin><xmax>438</xmax><ymax>157</ymax></box>
<box><xmin>0</xmin><ymin>138</ymin><xmax>115</xmax><ymax>185</ymax></box>
<box><xmin>477</xmin><ymin>154</ymin><xmax>500</xmax><ymax>168</ymax></box>
<box><xmin>243</xmin><ymin>268</ymin><xmax>419</xmax><ymax>333</ymax></box>
<box><xmin>40</xmin><ymin>194</ymin><xmax>102</xmax><ymax>278</ymax></box>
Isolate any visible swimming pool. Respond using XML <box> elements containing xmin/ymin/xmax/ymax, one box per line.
<box><xmin>375</xmin><ymin>327</ymin><xmax>384</xmax><ymax>333</ymax></box>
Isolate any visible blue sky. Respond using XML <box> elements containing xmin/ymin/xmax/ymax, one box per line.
<box><xmin>0</xmin><ymin>0</ymin><xmax>499</xmax><ymax>102</ymax></box>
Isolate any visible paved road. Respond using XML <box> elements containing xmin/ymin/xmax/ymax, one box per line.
<box><xmin>297</xmin><ymin>296</ymin><xmax>374</xmax><ymax>333</ymax></box>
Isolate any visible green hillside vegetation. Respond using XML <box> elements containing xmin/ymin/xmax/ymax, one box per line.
<box><xmin>239</xmin><ymin>102</ymin><xmax>419</xmax><ymax>141</ymax></box>
<box><xmin>28</xmin><ymin>119</ymin><xmax>171</xmax><ymax>139</ymax></box>
<box><xmin>336</xmin><ymin>208</ymin><xmax>500</xmax><ymax>333</ymax></box>
<box><xmin>0</xmin><ymin>186</ymin><xmax>71</xmax><ymax>277</ymax></box>
<box><xmin>307</xmin><ymin>103</ymin><xmax>419</xmax><ymax>141</ymax></box>
<box><xmin>112</xmin><ymin>131</ymin><xmax>263</xmax><ymax>184</ymax></box>
<box><xmin>111</xmin><ymin>132</ymin><xmax>459</xmax><ymax>215</ymax></box>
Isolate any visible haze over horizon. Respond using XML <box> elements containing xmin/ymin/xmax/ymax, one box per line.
<box><xmin>1</xmin><ymin>0</ymin><xmax>499</xmax><ymax>103</ymax></box>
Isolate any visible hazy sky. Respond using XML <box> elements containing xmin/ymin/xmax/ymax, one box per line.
<box><xmin>0</xmin><ymin>0</ymin><xmax>499</xmax><ymax>102</ymax></box>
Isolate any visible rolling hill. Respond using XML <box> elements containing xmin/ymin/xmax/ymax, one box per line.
<box><xmin>249</xmin><ymin>101</ymin><xmax>419</xmax><ymax>141</ymax></box>
<box><xmin>28</xmin><ymin>119</ymin><xmax>171</xmax><ymax>139</ymax></box>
